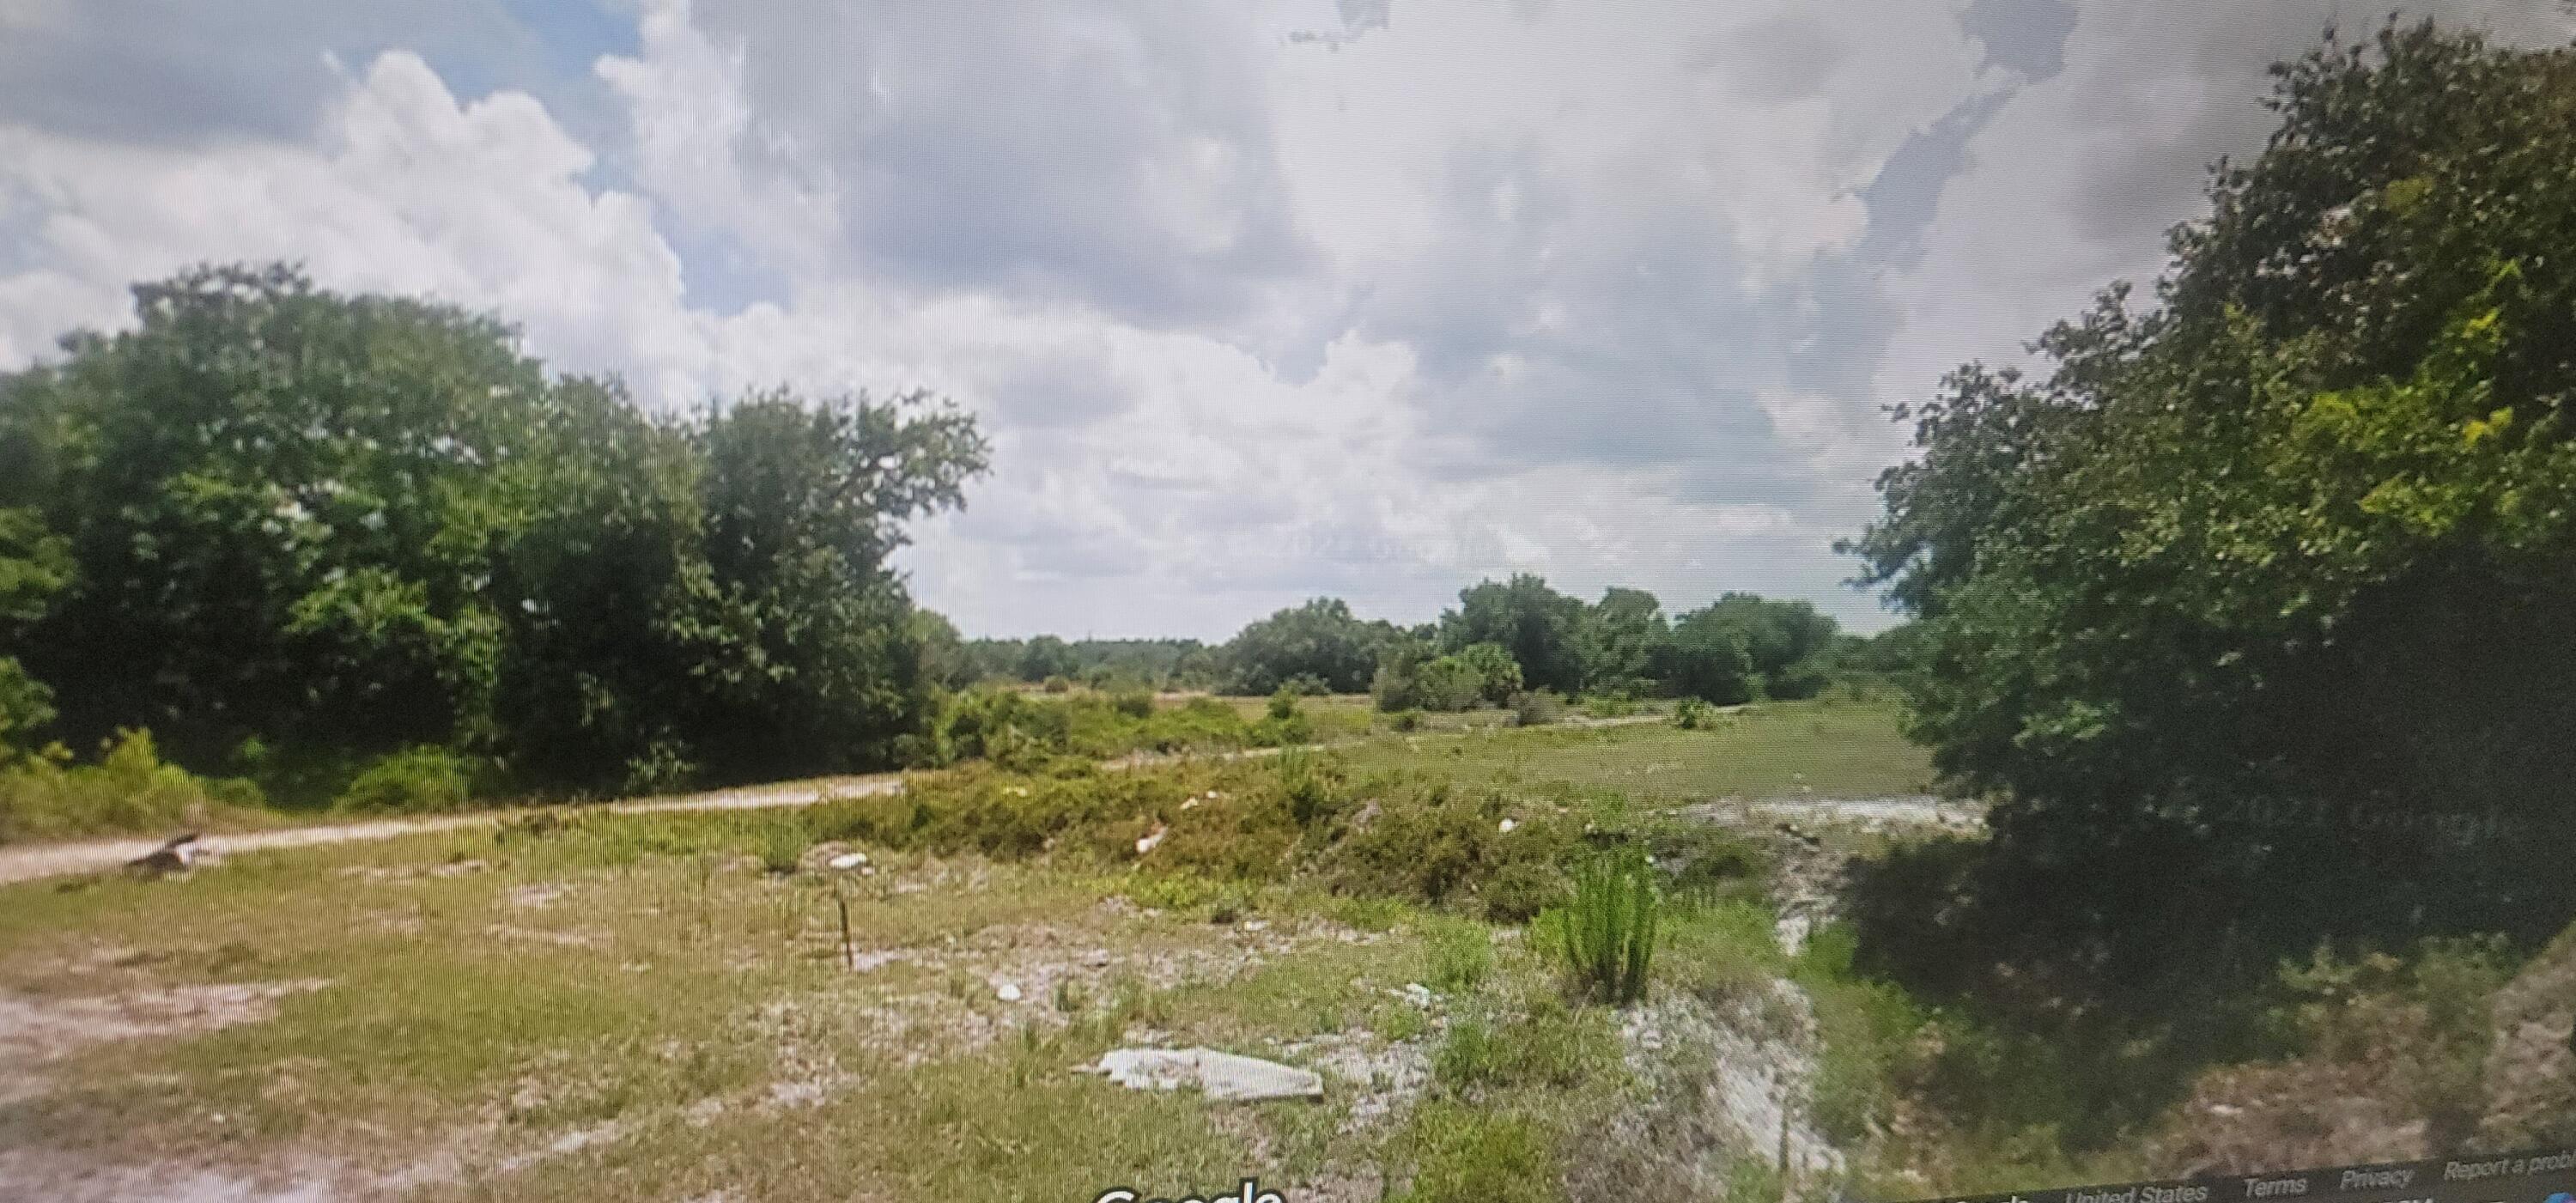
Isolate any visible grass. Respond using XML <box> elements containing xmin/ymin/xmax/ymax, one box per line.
<box><xmin>0</xmin><ymin>823</ymin><xmax>1441</xmax><ymax>1200</ymax></box>
<box><xmin>1336</xmin><ymin>697</ymin><xmax>1934</xmax><ymax>803</ymax></box>
<box><xmin>29</xmin><ymin>689</ymin><xmax>2458</xmax><ymax>1201</ymax></box>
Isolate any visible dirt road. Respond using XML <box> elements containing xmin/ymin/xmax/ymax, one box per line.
<box><xmin>0</xmin><ymin>775</ymin><xmax>907</xmax><ymax>888</ymax></box>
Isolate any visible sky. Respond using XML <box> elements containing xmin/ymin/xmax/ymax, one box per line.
<box><xmin>1</xmin><ymin>0</ymin><xmax>2567</xmax><ymax>640</ymax></box>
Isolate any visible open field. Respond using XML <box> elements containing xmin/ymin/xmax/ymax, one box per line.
<box><xmin>0</xmin><ymin>702</ymin><xmax>1932</xmax><ymax>1202</ymax></box>
<box><xmin>7</xmin><ymin>701</ymin><xmax>2559</xmax><ymax>1203</ymax></box>
<box><xmin>1336</xmin><ymin>698</ymin><xmax>1934</xmax><ymax>804</ymax></box>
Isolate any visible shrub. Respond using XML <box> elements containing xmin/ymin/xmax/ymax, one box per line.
<box><xmin>1319</xmin><ymin>781</ymin><xmax>1571</xmax><ymax>912</ymax></box>
<box><xmin>756</xmin><ymin>821</ymin><xmax>806</xmax><ymax>874</ymax></box>
<box><xmin>1267</xmin><ymin>684</ymin><xmax>1300</xmax><ymax>721</ymax></box>
<box><xmin>1580</xmin><ymin>695</ymin><xmax>1639</xmax><ymax>720</ymax></box>
<box><xmin>1542</xmin><ymin>847</ymin><xmax>1659</xmax><ymax>1005</ymax></box>
<box><xmin>1424</xmin><ymin>917</ymin><xmax>1494</xmax><ymax>990</ymax></box>
<box><xmin>1388</xmin><ymin>708</ymin><xmax>1424</xmax><ymax>732</ymax></box>
<box><xmin>335</xmin><ymin>746</ymin><xmax>476</xmax><ymax>813</ymax></box>
<box><xmin>1509</xmin><ymin>690</ymin><xmax>1564</xmax><ymax>726</ymax></box>
<box><xmin>1431</xmin><ymin>997</ymin><xmax>1607</xmax><ymax>1091</ymax></box>
<box><xmin>1670</xmin><ymin>698</ymin><xmax>1716</xmax><ymax>729</ymax></box>
<box><xmin>0</xmin><ymin>728</ymin><xmax>231</xmax><ymax>842</ymax></box>
<box><xmin>1111</xmin><ymin>689</ymin><xmax>1155</xmax><ymax>720</ymax></box>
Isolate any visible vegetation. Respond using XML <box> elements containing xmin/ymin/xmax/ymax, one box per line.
<box><xmin>1541</xmin><ymin>847</ymin><xmax>1659</xmax><ymax>1006</ymax></box>
<box><xmin>1838</xmin><ymin>19</ymin><xmax>2576</xmax><ymax>1163</ymax></box>
<box><xmin>0</xmin><ymin>265</ymin><xmax>988</xmax><ymax>810</ymax></box>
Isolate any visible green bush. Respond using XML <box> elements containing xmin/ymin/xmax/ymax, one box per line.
<box><xmin>1541</xmin><ymin>847</ymin><xmax>1659</xmax><ymax>1005</ymax></box>
<box><xmin>1267</xmin><ymin>684</ymin><xmax>1300</xmax><ymax>721</ymax></box>
<box><xmin>1670</xmin><ymin>698</ymin><xmax>1716</xmax><ymax>729</ymax></box>
<box><xmin>1110</xmin><ymin>689</ymin><xmax>1155</xmax><ymax>720</ymax></box>
<box><xmin>334</xmin><ymin>746</ymin><xmax>476</xmax><ymax>814</ymax></box>
<box><xmin>1579</xmin><ymin>695</ymin><xmax>1639</xmax><ymax>720</ymax></box>
<box><xmin>1318</xmin><ymin>781</ymin><xmax>1571</xmax><ymax>913</ymax></box>
<box><xmin>756</xmin><ymin>821</ymin><xmax>806</xmax><ymax>874</ymax></box>
<box><xmin>1509</xmin><ymin>690</ymin><xmax>1564</xmax><ymax>726</ymax></box>
<box><xmin>1388</xmin><ymin>708</ymin><xmax>1424</xmax><ymax>732</ymax></box>
<box><xmin>0</xmin><ymin>728</ymin><xmax>240</xmax><ymax>842</ymax></box>
<box><xmin>1424</xmin><ymin>917</ymin><xmax>1494</xmax><ymax>990</ymax></box>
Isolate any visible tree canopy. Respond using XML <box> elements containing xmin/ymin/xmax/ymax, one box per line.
<box><xmin>0</xmin><ymin>264</ymin><xmax>987</xmax><ymax>798</ymax></box>
<box><xmin>1846</xmin><ymin>23</ymin><xmax>2576</xmax><ymax>1003</ymax></box>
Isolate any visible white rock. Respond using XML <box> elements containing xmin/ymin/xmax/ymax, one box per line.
<box><xmin>1498</xmin><ymin>817</ymin><xmax>1518</xmax><ymax>833</ymax></box>
<box><xmin>1241</xmin><ymin>920</ymin><xmax>1270</xmax><ymax>933</ymax></box>
<box><xmin>1085</xmin><ymin>1048</ymin><xmax>1324</xmax><ymax>1102</ymax></box>
<box><xmin>826</xmin><ymin>852</ymin><xmax>868</xmax><ymax>871</ymax></box>
<box><xmin>995</xmin><ymin>982</ymin><xmax>1024</xmax><ymax>1003</ymax></box>
<box><xmin>1398</xmin><ymin>983</ymin><xmax>1434</xmax><ymax>1008</ymax></box>
<box><xmin>1135</xmin><ymin>823</ymin><xmax>1168</xmax><ymax>855</ymax></box>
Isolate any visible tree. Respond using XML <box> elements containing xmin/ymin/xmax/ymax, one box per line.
<box><xmin>665</xmin><ymin>389</ymin><xmax>988</xmax><ymax>782</ymax></box>
<box><xmin>1650</xmin><ymin>606</ymin><xmax>1756</xmax><ymax>705</ymax></box>
<box><xmin>1577</xmin><ymin>587</ymin><xmax>1665</xmax><ymax>695</ymax></box>
<box><xmin>1</xmin><ymin>264</ymin><xmax>545</xmax><ymax>768</ymax></box>
<box><xmin>1441</xmin><ymin>574</ymin><xmax>1587</xmax><ymax>694</ymax></box>
<box><xmin>1220</xmin><ymin>598</ymin><xmax>1397</xmax><ymax>695</ymax></box>
<box><xmin>1016</xmin><ymin>635</ymin><xmax>1079</xmax><ymax>682</ymax></box>
<box><xmin>1847</xmin><ymin>22</ymin><xmax>2576</xmax><ymax>1011</ymax></box>
<box><xmin>0</xmin><ymin>264</ymin><xmax>989</xmax><ymax>797</ymax></box>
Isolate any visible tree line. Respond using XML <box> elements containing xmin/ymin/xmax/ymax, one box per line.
<box><xmin>932</xmin><ymin>581</ymin><xmax>1915</xmax><ymax>709</ymax></box>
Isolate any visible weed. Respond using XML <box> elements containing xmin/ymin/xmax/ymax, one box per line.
<box><xmin>1431</xmin><ymin>997</ymin><xmax>1612</xmax><ymax>1092</ymax></box>
<box><xmin>1424</xmin><ymin>919</ymin><xmax>1494</xmax><ymax>991</ymax></box>
<box><xmin>758</xmin><ymin>823</ymin><xmax>807</xmax><ymax>875</ymax></box>
<box><xmin>1542</xmin><ymin>847</ymin><xmax>1658</xmax><ymax>1006</ymax></box>
<box><xmin>1389</xmin><ymin>1103</ymin><xmax>1557</xmax><ymax>1203</ymax></box>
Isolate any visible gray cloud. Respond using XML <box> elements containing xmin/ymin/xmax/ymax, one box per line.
<box><xmin>686</xmin><ymin>0</ymin><xmax>1316</xmax><ymax>327</ymax></box>
<box><xmin>1962</xmin><ymin>0</ymin><xmax>2079</xmax><ymax>82</ymax></box>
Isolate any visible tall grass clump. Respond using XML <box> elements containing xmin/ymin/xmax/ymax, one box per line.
<box><xmin>1544</xmin><ymin>846</ymin><xmax>1659</xmax><ymax>1005</ymax></box>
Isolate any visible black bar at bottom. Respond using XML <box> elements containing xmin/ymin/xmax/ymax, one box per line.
<box><xmin>1887</xmin><ymin>1146</ymin><xmax>2576</xmax><ymax>1203</ymax></box>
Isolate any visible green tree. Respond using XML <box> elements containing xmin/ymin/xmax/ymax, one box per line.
<box><xmin>1649</xmin><ymin>606</ymin><xmax>1756</xmax><ymax>705</ymax></box>
<box><xmin>1848</xmin><ymin>22</ymin><xmax>2576</xmax><ymax>1014</ymax></box>
<box><xmin>0</xmin><ymin>264</ymin><xmax>989</xmax><ymax>797</ymax></box>
<box><xmin>1577</xmin><ymin>586</ymin><xmax>1664</xmax><ymax>695</ymax></box>
<box><xmin>1</xmin><ymin>264</ymin><xmax>544</xmax><ymax>769</ymax></box>
<box><xmin>1221</xmin><ymin>598</ymin><xmax>1397</xmax><ymax>694</ymax></box>
<box><xmin>1016</xmin><ymin>635</ymin><xmax>1079</xmax><ymax>682</ymax></box>
<box><xmin>1440</xmin><ymin>574</ymin><xmax>1587</xmax><ymax>694</ymax></box>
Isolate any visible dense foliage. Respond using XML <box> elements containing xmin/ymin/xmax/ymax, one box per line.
<box><xmin>1847</xmin><ymin>23</ymin><xmax>2576</xmax><ymax>1018</ymax></box>
<box><xmin>0</xmin><ymin>265</ymin><xmax>987</xmax><ymax>802</ymax></box>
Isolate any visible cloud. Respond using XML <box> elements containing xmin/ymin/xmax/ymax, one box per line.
<box><xmin>1877</xmin><ymin>0</ymin><xmax>2574</xmax><ymax>406</ymax></box>
<box><xmin>8</xmin><ymin>1</ymin><xmax>2561</xmax><ymax>641</ymax></box>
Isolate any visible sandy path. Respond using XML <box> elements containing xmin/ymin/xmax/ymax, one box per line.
<box><xmin>0</xmin><ymin>775</ymin><xmax>907</xmax><ymax>888</ymax></box>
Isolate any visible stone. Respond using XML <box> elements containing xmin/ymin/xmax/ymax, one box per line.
<box><xmin>995</xmin><ymin>982</ymin><xmax>1024</xmax><ymax>1003</ymax></box>
<box><xmin>826</xmin><ymin>852</ymin><xmax>867</xmax><ymax>871</ymax></box>
<box><xmin>1085</xmin><ymin>1048</ymin><xmax>1324</xmax><ymax>1102</ymax></box>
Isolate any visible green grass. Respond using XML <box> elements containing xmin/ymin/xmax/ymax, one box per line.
<box><xmin>1338</xmin><ymin>697</ymin><xmax>1933</xmax><ymax>803</ymax></box>
<box><xmin>0</xmin><ymin>688</ymin><xmax>2012</xmax><ymax>1200</ymax></box>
